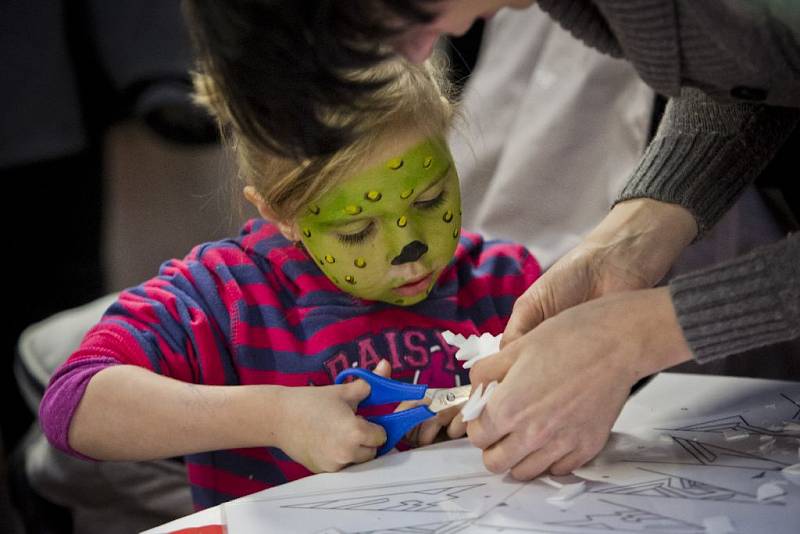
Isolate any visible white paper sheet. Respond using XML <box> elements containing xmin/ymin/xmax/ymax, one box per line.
<box><xmin>160</xmin><ymin>374</ymin><xmax>800</xmax><ymax>533</ymax></box>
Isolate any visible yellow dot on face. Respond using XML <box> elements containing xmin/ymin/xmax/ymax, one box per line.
<box><xmin>453</xmin><ymin>227</ymin><xmax>459</xmax><ymax>239</ymax></box>
<box><xmin>302</xmin><ymin>228</ymin><xmax>312</xmax><ymax>238</ymax></box>
<box><xmin>324</xmin><ymin>255</ymin><xmax>335</xmax><ymax>264</ymax></box>
<box><xmin>354</xmin><ymin>258</ymin><xmax>366</xmax><ymax>268</ymax></box>
<box><xmin>423</xmin><ymin>156</ymin><xmax>433</xmax><ymax>168</ymax></box>
<box><xmin>364</xmin><ymin>191</ymin><xmax>382</xmax><ymax>201</ymax></box>
<box><xmin>397</xmin><ymin>215</ymin><xmax>408</xmax><ymax>228</ymax></box>
<box><xmin>308</xmin><ymin>205</ymin><xmax>320</xmax><ymax>215</ymax></box>
<box><xmin>400</xmin><ymin>188</ymin><xmax>414</xmax><ymax>200</ymax></box>
<box><xmin>443</xmin><ymin>210</ymin><xmax>453</xmax><ymax>223</ymax></box>
<box><xmin>387</xmin><ymin>158</ymin><xmax>404</xmax><ymax>170</ymax></box>
<box><xmin>345</xmin><ymin>275</ymin><xmax>356</xmax><ymax>284</ymax></box>
<box><xmin>344</xmin><ymin>205</ymin><xmax>362</xmax><ymax>215</ymax></box>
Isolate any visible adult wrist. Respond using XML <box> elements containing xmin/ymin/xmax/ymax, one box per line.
<box><xmin>586</xmin><ymin>198</ymin><xmax>697</xmax><ymax>287</ymax></box>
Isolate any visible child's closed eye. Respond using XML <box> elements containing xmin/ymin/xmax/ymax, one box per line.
<box><xmin>414</xmin><ymin>189</ymin><xmax>447</xmax><ymax>210</ymax></box>
<box><xmin>336</xmin><ymin>221</ymin><xmax>375</xmax><ymax>245</ymax></box>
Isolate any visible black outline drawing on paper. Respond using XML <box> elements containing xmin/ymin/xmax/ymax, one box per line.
<box><xmin>589</xmin><ymin>467</ymin><xmax>783</xmax><ymax>505</ymax></box>
<box><xmin>282</xmin><ymin>483</ymin><xmax>485</xmax><ymax>513</ymax></box>
<box><xmin>780</xmin><ymin>393</ymin><xmax>800</xmax><ymax>420</ymax></box>
<box><xmin>542</xmin><ymin>499</ymin><xmax>703</xmax><ymax>532</ymax></box>
<box><xmin>626</xmin><ymin>436</ymin><xmax>791</xmax><ymax>471</ymax></box>
<box><xmin>658</xmin><ymin>393</ymin><xmax>800</xmax><ymax>436</ymax></box>
<box><xmin>353</xmin><ymin>519</ymin><xmax>474</xmax><ymax>534</ymax></box>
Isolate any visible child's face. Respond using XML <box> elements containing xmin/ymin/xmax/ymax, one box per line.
<box><xmin>296</xmin><ymin>136</ymin><xmax>461</xmax><ymax>306</ymax></box>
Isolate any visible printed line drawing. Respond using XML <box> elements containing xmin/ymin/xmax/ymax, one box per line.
<box><xmin>589</xmin><ymin>467</ymin><xmax>782</xmax><ymax>505</ymax></box>
<box><xmin>282</xmin><ymin>483</ymin><xmax>485</xmax><ymax>513</ymax></box>
<box><xmin>626</xmin><ymin>436</ymin><xmax>791</xmax><ymax>471</ymax></box>
<box><xmin>542</xmin><ymin>499</ymin><xmax>704</xmax><ymax>532</ymax></box>
<box><xmin>353</xmin><ymin>519</ymin><xmax>474</xmax><ymax>534</ymax></box>
<box><xmin>780</xmin><ymin>393</ymin><xmax>800</xmax><ymax>420</ymax></box>
<box><xmin>658</xmin><ymin>393</ymin><xmax>800</xmax><ymax>436</ymax></box>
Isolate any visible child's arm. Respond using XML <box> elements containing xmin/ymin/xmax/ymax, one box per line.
<box><xmin>67</xmin><ymin>364</ymin><xmax>386</xmax><ymax>472</ymax></box>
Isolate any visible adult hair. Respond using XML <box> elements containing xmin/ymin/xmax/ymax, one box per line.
<box><xmin>183</xmin><ymin>0</ymin><xmax>437</xmax><ymax>160</ymax></box>
<box><xmin>194</xmin><ymin>53</ymin><xmax>455</xmax><ymax>222</ymax></box>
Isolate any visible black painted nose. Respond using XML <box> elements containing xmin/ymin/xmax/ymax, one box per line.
<box><xmin>391</xmin><ymin>240</ymin><xmax>429</xmax><ymax>265</ymax></box>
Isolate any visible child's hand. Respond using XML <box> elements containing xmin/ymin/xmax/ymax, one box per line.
<box><xmin>369</xmin><ymin>360</ymin><xmax>468</xmax><ymax>448</ymax></box>
<box><xmin>275</xmin><ymin>378</ymin><xmax>387</xmax><ymax>473</ymax></box>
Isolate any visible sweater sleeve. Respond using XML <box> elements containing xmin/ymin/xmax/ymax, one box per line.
<box><xmin>616</xmin><ymin>88</ymin><xmax>800</xmax><ymax>236</ymax></box>
<box><xmin>669</xmin><ymin>233</ymin><xmax>800</xmax><ymax>363</ymax></box>
<box><xmin>39</xmin><ymin>243</ymin><xmax>240</xmax><ymax>457</ymax></box>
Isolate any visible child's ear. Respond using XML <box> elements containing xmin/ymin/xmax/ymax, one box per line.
<box><xmin>243</xmin><ymin>186</ymin><xmax>301</xmax><ymax>241</ymax></box>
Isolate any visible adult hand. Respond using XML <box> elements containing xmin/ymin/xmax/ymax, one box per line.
<box><xmin>502</xmin><ymin>199</ymin><xmax>697</xmax><ymax>348</ymax></box>
<box><xmin>276</xmin><ymin>370</ymin><xmax>387</xmax><ymax>473</ymax></box>
<box><xmin>468</xmin><ymin>287</ymin><xmax>693</xmax><ymax>480</ymax></box>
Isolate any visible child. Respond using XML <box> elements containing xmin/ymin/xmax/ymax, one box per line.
<box><xmin>39</xmin><ymin>56</ymin><xmax>541</xmax><ymax>509</ymax></box>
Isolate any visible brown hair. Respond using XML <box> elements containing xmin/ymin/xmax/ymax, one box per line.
<box><xmin>194</xmin><ymin>52</ymin><xmax>455</xmax><ymax>222</ymax></box>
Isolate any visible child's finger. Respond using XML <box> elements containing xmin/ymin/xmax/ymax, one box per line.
<box><xmin>447</xmin><ymin>412</ymin><xmax>467</xmax><ymax>438</ymax></box>
<box><xmin>340</xmin><ymin>378</ymin><xmax>372</xmax><ymax>409</ymax></box>
<box><xmin>358</xmin><ymin>419</ymin><xmax>387</xmax><ymax>448</ymax></box>
<box><xmin>417</xmin><ymin>419</ymin><xmax>443</xmax><ymax>446</ymax></box>
<box><xmin>351</xmin><ymin>445</ymin><xmax>379</xmax><ymax>464</ymax></box>
<box><xmin>373</xmin><ymin>359</ymin><xmax>392</xmax><ymax>377</ymax></box>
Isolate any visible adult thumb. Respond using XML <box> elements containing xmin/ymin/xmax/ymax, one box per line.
<box><xmin>469</xmin><ymin>343</ymin><xmax>519</xmax><ymax>388</ymax></box>
<box><xmin>501</xmin><ymin>287</ymin><xmax>545</xmax><ymax>348</ymax></box>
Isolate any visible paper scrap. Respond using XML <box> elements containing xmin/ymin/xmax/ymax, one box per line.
<box><xmin>756</xmin><ymin>481</ymin><xmax>786</xmax><ymax>502</ymax></box>
<box><xmin>703</xmin><ymin>515</ymin><xmax>737</xmax><ymax>534</ymax></box>
<box><xmin>460</xmin><ymin>381</ymin><xmax>497</xmax><ymax>422</ymax></box>
<box><xmin>546</xmin><ymin>481</ymin><xmax>586</xmax><ymax>504</ymax></box>
<box><xmin>781</xmin><ymin>463</ymin><xmax>800</xmax><ymax>486</ymax></box>
<box><xmin>723</xmin><ymin>429</ymin><xmax>749</xmax><ymax>441</ymax></box>
<box><xmin>441</xmin><ymin>330</ymin><xmax>502</xmax><ymax>369</ymax></box>
<box><xmin>758</xmin><ymin>438</ymin><xmax>776</xmax><ymax>453</ymax></box>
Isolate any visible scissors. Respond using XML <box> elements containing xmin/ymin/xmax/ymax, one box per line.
<box><xmin>335</xmin><ymin>368</ymin><xmax>472</xmax><ymax>456</ymax></box>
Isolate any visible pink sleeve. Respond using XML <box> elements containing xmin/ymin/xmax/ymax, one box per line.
<box><xmin>39</xmin><ymin>356</ymin><xmax>119</xmax><ymax>459</ymax></box>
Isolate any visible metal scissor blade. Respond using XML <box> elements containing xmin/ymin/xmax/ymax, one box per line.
<box><xmin>424</xmin><ymin>385</ymin><xmax>473</xmax><ymax>413</ymax></box>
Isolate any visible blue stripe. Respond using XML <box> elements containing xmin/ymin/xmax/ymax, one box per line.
<box><xmin>103</xmin><ymin>319</ymin><xmax>165</xmax><ymax>375</ymax></box>
<box><xmin>186</xmin><ymin>450</ymin><xmax>288</xmax><ymax>486</ymax></box>
<box><xmin>190</xmin><ymin>484</ymin><xmax>237</xmax><ymax>510</ymax></box>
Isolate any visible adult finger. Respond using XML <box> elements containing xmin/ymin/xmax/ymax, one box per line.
<box><xmin>501</xmin><ymin>284</ymin><xmax>546</xmax><ymax>347</ymax></box>
<box><xmin>509</xmin><ymin>439</ymin><xmax>576</xmax><ymax>481</ymax></box>
<box><xmin>479</xmin><ymin>422</ymin><xmax>552</xmax><ymax>474</ymax></box>
<box><xmin>468</xmin><ymin>345</ymin><xmax>517</xmax><ymax>390</ymax></box>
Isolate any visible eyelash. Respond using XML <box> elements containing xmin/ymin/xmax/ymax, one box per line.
<box><xmin>336</xmin><ymin>222</ymin><xmax>375</xmax><ymax>245</ymax></box>
<box><xmin>414</xmin><ymin>189</ymin><xmax>447</xmax><ymax>210</ymax></box>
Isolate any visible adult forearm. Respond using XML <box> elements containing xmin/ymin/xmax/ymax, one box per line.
<box><xmin>69</xmin><ymin>365</ymin><xmax>285</xmax><ymax>461</ymax></box>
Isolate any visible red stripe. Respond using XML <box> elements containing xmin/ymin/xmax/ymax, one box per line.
<box><xmin>187</xmin><ymin>463</ymin><xmax>272</xmax><ymax>498</ymax></box>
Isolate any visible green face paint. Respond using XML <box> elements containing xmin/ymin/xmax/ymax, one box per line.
<box><xmin>297</xmin><ymin>136</ymin><xmax>462</xmax><ymax>305</ymax></box>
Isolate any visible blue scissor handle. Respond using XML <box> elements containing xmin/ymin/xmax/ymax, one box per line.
<box><xmin>334</xmin><ymin>368</ymin><xmax>427</xmax><ymax>406</ymax></box>
<box><xmin>367</xmin><ymin>406</ymin><xmax>436</xmax><ymax>456</ymax></box>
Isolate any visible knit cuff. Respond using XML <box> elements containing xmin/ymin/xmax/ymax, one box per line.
<box><xmin>670</xmin><ymin>234</ymin><xmax>800</xmax><ymax>363</ymax></box>
<box><xmin>616</xmin><ymin>91</ymin><xmax>800</xmax><ymax>237</ymax></box>
<box><xmin>536</xmin><ymin>0</ymin><xmax>621</xmax><ymax>56</ymax></box>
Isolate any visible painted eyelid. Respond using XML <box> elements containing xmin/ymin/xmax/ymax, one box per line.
<box><xmin>414</xmin><ymin>188</ymin><xmax>447</xmax><ymax>206</ymax></box>
<box><xmin>335</xmin><ymin>221</ymin><xmax>375</xmax><ymax>240</ymax></box>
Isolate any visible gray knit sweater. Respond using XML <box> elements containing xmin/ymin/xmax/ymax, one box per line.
<box><xmin>537</xmin><ymin>0</ymin><xmax>800</xmax><ymax>362</ymax></box>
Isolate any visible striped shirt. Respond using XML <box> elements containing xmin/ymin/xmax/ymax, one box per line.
<box><xmin>41</xmin><ymin>219</ymin><xmax>540</xmax><ymax>509</ymax></box>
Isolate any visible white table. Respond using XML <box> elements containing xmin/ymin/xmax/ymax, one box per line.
<box><xmin>146</xmin><ymin>373</ymin><xmax>800</xmax><ymax>533</ymax></box>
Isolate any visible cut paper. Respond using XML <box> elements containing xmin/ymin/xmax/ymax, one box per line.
<box><xmin>545</xmin><ymin>481</ymin><xmax>586</xmax><ymax>504</ymax></box>
<box><xmin>703</xmin><ymin>515</ymin><xmax>736</xmax><ymax>534</ymax></box>
<box><xmin>440</xmin><ymin>330</ymin><xmax>501</xmax><ymax>369</ymax></box>
<box><xmin>756</xmin><ymin>481</ymin><xmax>786</xmax><ymax>502</ymax></box>
<box><xmin>460</xmin><ymin>380</ymin><xmax>497</xmax><ymax>422</ymax></box>
<box><xmin>780</xmin><ymin>463</ymin><xmax>800</xmax><ymax>486</ymax></box>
